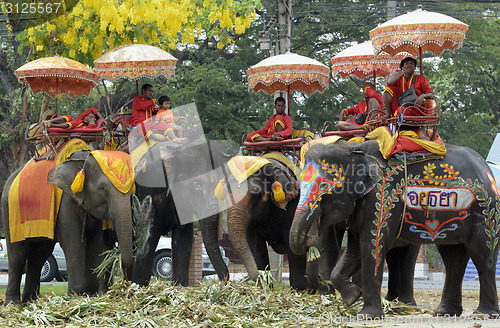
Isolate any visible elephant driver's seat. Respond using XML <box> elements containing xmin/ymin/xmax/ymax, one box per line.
<box><xmin>25</xmin><ymin>118</ymin><xmax>106</xmax><ymax>160</ymax></box>
<box><xmin>242</xmin><ymin>128</ymin><xmax>316</xmax><ymax>165</ymax></box>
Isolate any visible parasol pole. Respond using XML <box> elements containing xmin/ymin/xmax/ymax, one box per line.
<box><xmin>373</xmin><ymin>71</ymin><xmax>376</xmax><ymax>86</ymax></box>
<box><xmin>287</xmin><ymin>84</ymin><xmax>291</xmax><ymax>114</ymax></box>
<box><xmin>419</xmin><ymin>46</ymin><xmax>423</xmax><ymax>75</ymax></box>
<box><xmin>55</xmin><ymin>76</ymin><xmax>58</xmax><ymax>113</ymax></box>
<box><xmin>136</xmin><ymin>81</ymin><xmax>139</xmax><ymax>96</ymax></box>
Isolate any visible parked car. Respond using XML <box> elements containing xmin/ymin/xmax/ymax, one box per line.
<box><xmin>151</xmin><ymin>236</ymin><xmax>229</xmax><ymax>279</ymax></box>
<box><xmin>0</xmin><ymin>238</ymin><xmax>66</xmax><ymax>282</ymax></box>
<box><xmin>0</xmin><ymin>237</ymin><xmax>229</xmax><ymax>282</ymax></box>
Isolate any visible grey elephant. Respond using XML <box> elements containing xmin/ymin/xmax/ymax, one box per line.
<box><xmin>1</xmin><ymin>149</ymin><xmax>134</xmax><ymax>305</ymax></box>
<box><xmin>215</xmin><ymin>153</ymin><xmax>310</xmax><ymax>290</ymax></box>
<box><xmin>131</xmin><ymin>140</ymin><xmax>237</xmax><ymax>286</ymax></box>
<box><xmin>290</xmin><ymin>140</ymin><xmax>500</xmax><ymax>318</ymax></box>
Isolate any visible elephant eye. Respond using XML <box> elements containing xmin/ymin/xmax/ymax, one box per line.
<box><xmin>319</xmin><ymin>182</ymin><xmax>329</xmax><ymax>191</ymax></box>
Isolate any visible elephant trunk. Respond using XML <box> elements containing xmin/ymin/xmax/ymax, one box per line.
<box><xmin>227</xmin><ymin>194</ymin><xmax>259</xmax><ymax>281</ymax></box>
<box><xmin>200</xmin><ymin>213</ymin><xmax>229</xmax><ymax>280</ymax></box>
<box><xmin>112</xmin><ymin>200</ymin><xmax>134</xmax><ymax>272</ymax></box>
<box><xmin>289</xmin><ymin>207</ymin><xmax>319</xmax><ymax>255</ymax></box>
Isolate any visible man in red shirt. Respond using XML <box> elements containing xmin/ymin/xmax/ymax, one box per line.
<box><xmin>246</xmin><ymin>97</ymin><xmax>293</xmax><ymax>142</ymax></box>
<box><xmin>383</xmin><ymin>57</ymin><xmax>435</xmax><ymax>118</ymax></box>
<box><xmin>338</xmin><ymin>82</ymin><xmax>383</xmax><ymax>131</ymax></box>
<box><xmin>131</xmin><ymin>84</ymin><xmax>158</xmax><ymax>127</ymax></box>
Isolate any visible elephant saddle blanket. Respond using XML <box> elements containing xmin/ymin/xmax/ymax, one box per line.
<box><xmin>8</xmin><ymin>139</ymin><xmax>92</xmax><ymax>243</ymax></box>
<box><xmin>226</xmin><ymin>155</ymin><xmax>271</xmax><ymax>184</ymax></box>
<box><xmin>366</xmin><ymin>126</ymin><xmax>447</xmax><ymax>160</ymax></box>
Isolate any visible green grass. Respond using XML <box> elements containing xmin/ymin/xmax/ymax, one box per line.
<box><xmin>0</xmin><ymin>272</ymin><xmax>416</xmax><ymax>327</ymax></box>
<box><xmin>0</xmin><ymin>284</ymin><xmax>68</xmax><ymax>300</ymax></box>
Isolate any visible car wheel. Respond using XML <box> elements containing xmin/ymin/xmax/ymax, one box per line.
<box><xmin>40</xmin><ymin>256</ymin><xmax>58</xmax><ymax>282</ymax></box>
<box><xmin>152</xmin><ymin>251</ymin><xmax>172</xmax><ymax>280</ymax></box>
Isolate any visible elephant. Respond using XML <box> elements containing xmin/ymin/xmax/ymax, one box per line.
<box><xmin>1</xmin><ymin>149</ymin><xmax>134</xmax><ymax>305</ymax></box>
<box><xmin>130</xmin><ymin>140</ymin><xmax>237</xmax><ymax>286</ymax></box>
<box><xmin>290</xmin><ymin>140</ymin><xmax>500</xmax><ymax>318</ymax></box>
<box><xmin>216</xmin><ymin>154</ymin><xmax>311</xmax><ymax>290</ymax></box>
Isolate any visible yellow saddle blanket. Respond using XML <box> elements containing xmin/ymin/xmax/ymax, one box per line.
<box><xmin>8</xmin><ymin>139</ymin><xmax>92</xmax><ymax>242</ymax></box>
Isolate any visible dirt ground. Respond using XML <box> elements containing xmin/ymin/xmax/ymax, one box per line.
<box><xmin>345</xmin><ymin>289</ymin><xmax>500</xmax><ymax>328</ymax></box>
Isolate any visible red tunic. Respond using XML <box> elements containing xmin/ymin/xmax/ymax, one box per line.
<box><xmin>343</xmin><ymin>87</ymin><xmax>383</xmax><ymax>126</ymax></box>
<box><xmin>247</xmin><ymin>113</ymin><xmax>293</xmax><ymax>142</ymax></box>
<box><xmin>66</xmin><ymin>107</ymin><xmax>99</xmax><ymax>129</ymax></box>
<box><xmin>131</xmin><ymin>96</ymin><xmax>158</xmax><ymax>127</ymax></box>
<box><xmin>384</xmin><ymin>74</ymin><xmax>434</xmax><ymax>116</ymax></box>
<box><xmin>345</xmin><ymin>87</ymin><xmax>383</xmax><ymax>116</ymax></box>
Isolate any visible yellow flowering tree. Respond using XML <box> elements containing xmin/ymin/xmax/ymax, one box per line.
<box><xmin>18</xmin><ymin>0</ymin><xmax>260</xmax><ymax>64</ymax></box>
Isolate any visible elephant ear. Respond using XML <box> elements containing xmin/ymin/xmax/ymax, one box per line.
<box><xmin>269</xmin><ymin>160</ymin><xmax>299</xmax><ymax>210</ymax></box>
<box><xmin>47</xmin><ymin>152</ymin><xmax>87</xmax><ymax>204</ymax></box>
<box><xmin>348</xmin><ymin>143</ymin><xmax>385</xmax><ymax>201</ymax></box>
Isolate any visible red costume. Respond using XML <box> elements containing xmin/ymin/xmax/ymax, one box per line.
<box><xmin>66</xmin><ymin>107</ymin><xmax>99</xmax><ymax>129</ymax></box>
<box><xmin>247</xmin><ymin>113</ymin><xmax>293</xmax><ymax>142</ymax></box>
<box><xmin>342</xmin><ymin>87</ymin><xmax>383</xmax><ymax>126</ymax></box>
<box><xmin>131</xmin><ymin>96</ymin><xmax>158</xmax><ymax>127</ymax></box>
<box><xmin>345</xmin><ymin>87</ymin><xmax>383</xmax><ymax>115</ymax></box>
<box><xmin>384</xmin><ymin>73</ymin><xmax>434</xmax><ymax>117</ymax></box>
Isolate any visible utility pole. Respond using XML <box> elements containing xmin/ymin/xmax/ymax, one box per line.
<box><xmin>387</xmin><ymin>0</ymin><xmax>397</xmax><ymax>20</ymax></box>
<box><xmin>276</xmin><ymin>0</ymin><xmax>292</xmax><ymax>55</ymax></box>
<box><xmin>275</xmin><ymin>0</ymin><xmax>292</xmax><ymax>114</ymax></box>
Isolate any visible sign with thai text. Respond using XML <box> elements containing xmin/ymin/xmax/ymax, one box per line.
<box><xmin>403</xmin><ymin>186</ymin><xmax>476</xmax><ymax>211</ymax></box>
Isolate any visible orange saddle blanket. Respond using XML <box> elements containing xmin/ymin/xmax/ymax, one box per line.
<box><xmin>8</xmin><ymin>139</ymin><xmax>92</xmax><ymax>243</ymax></box>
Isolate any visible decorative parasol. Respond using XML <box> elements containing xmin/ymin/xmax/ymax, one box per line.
<box><xmin>14</xmin><ymin>55</ymin><xmax>99</xmax><ymax>111</ymax></box>
<box><xmin>94</xmin><ymin>43</ymin><xmax>178</xmax><ymax>95</ymax></box>
<box><xmin>246</xmin><ymin>52</ymin><xmax>329</xmax><ymax>110</ymax></box>
<box><xmin>330</xmin><ymin>41</ymin><xmax>410</xmax><ymax>85</ymax></box>
<box><xmin>369</xmin><ymin>8</ymin><xmax>469</xmax><ymax>74</ymax></box>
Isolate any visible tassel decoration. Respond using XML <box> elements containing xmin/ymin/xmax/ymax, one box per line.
<box><xmin>214</xmin><ymin>178</ymin><xmax>226</xmax><ymax>200</ymax></box>
<box><xmin>272</xmin><ymin>181</ymin><xmax>285</xmax><ymax>203</ymax></box>
<box><xmin>71</xmin><ymin>169</ymin><xmax>86</xmax><ymax>193</ymax></box>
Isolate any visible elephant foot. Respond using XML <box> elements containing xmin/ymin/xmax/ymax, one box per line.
<box><xmin>434</xmin><ymin>303</ymin><xmax>463</xmax><ymax>317</ymax></box>
<box><xmin>473</xmin><ymin>306</ymin><xmax>500</xmax><ymax>318</ymax></box>
<box><xmin>3</xmin><ymin>297</ymin><xmax>21</xmax><ymax>306</ymax></box>
<box><xmin>385</xmin><ymin>294</ymin><xmax>417</xmax><ymax>306</ymax></box>
<box><xmin>357</xmin><ymin>305</ymin><xmax>384</xmax><ymax>319</ymax></box>
<box><xmin>384</xmin><ymin>292</ymin><xmax>397</xmax><ymax>302</ymax></box>
<box><xmin>340</xmin><ymin>283</ymin><xmax>362</xmax><ymax>308</ymax></box>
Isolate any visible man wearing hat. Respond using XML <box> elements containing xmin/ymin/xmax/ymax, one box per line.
<box><xmin>382</xmin><ymin>56</ymin><xmax>435</xmax><ymax>119</ymax></box>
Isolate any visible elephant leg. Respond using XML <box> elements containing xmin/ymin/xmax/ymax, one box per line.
<box><xmin>288</xmin><ymin>251</ymin><xmax>308</xmax><ymax>291</ymax></box>
<box><xmin>56</xmin><ymin>200</ymin><xmax>89</xmax><ymax>295</ymax></box>
<box><xmin>435</xmin><ymin>244</ymin><xmax>468</xmax><ymax>316</ymax></box>
<box><xmin>467</xmin><ymin>237</ymin><xmax>500</xmax><ymax>316</ymax></box>
<box><xmin>248</xmin><ymin>231</ymin><xmax>270</xmax><ymax>271</ymax></box>
<box><xmin>200</xmin><ymin>213</ymin><xmax>229</xmax><ymax>281</ymax></box>
<box><xmin>331</xmin><ymin>230</ymin><xmax>362</xmax><ymax>308</ymax></box>
<box><xmin>171</xmin><ymin>222</ymin><xmax>193</xmax><ymax>286</ymax></box>
<box><xmin>22</xmin><ymin>240</ymin><xmax>56</xmax><ymax>303</ymax></box>
<box><xmin>358</xmin><ymin>232</ymin><xmax>386</xmax><ymax>319</ymax></box>
<box><xmin>4</xmin><ymin>241</ymin><xmax>28</xmax><ymax>305</ymax></box>
<box><xmin>385</xmin><ymin>244</ymin><xmax>419</xmax><ymax>305</ymax></box>
<box><xmin>309</xmin><ymin>224</ymin><xmax>343</xmax><ymax>294</ymax></box>
<box><xmin>133</xmin><ymin>228</ymin><xmax>161</xmax><ymax>286</ymax></box>
<box><xmin>84</xmin><ymin>223</ymin><xmax>103</xmax><ymax>295</ymax></box>
<box><xmin>100</xmin><ymin>229</ymin><xmax>117</xmax><ymax>293</ymax></box>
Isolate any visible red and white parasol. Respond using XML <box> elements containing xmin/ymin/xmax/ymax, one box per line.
<box><xmin>331</xmin><ymin>41</ymin><xmax>410</xmax><ymax>85</ymax></box>
<box><xmin>369</xmin><ymin>8</ymin><xmax>469</xmax><ymax>73</ymax></box>
<box><xmin>14</xmin><ymin>55</ymin><xmax>99</xmax><ymax>111</ymax></box>
<box><xmin>94</xmin><ymin>43</ymin><xmax>178</xmax><ymax>95</ymax></box>
<box><xmin>246</xmin><ymin>52</ymin><xmax>329</xmax><ymax>110</ymax></box>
